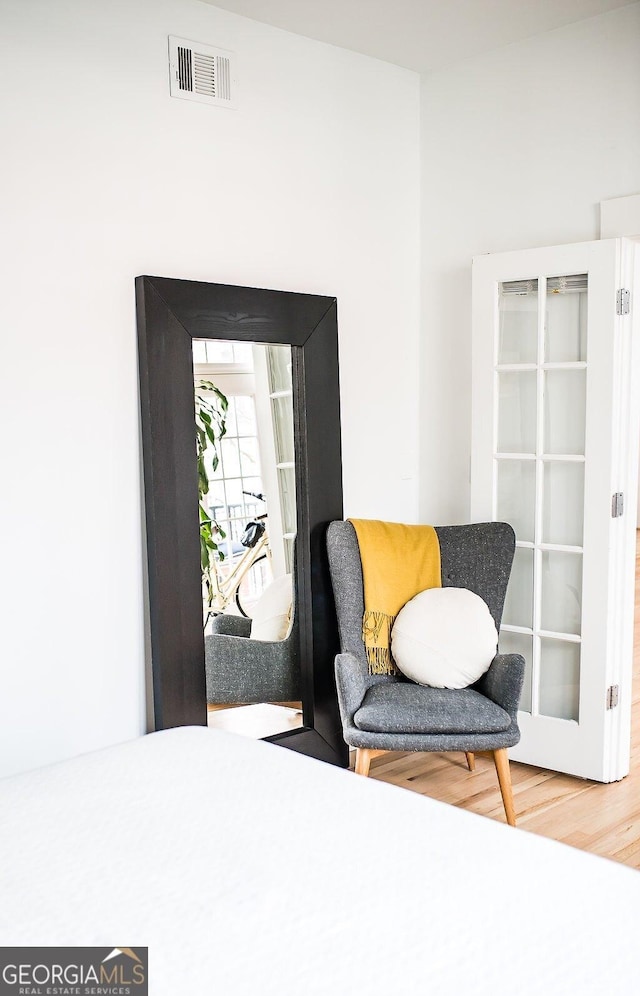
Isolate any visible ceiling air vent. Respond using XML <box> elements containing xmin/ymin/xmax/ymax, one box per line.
<box><xmin>168</xmin><ymin>36</ymin><xmax>237</xmax><ymax>109</ymax></box>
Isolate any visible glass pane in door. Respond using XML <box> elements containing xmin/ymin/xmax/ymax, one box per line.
<box><xmin>496</xmin><ymin>460</ymin><xmax>536</xmax><ymax>543</ymax></box>
<box><xmin>497</xmin><ymin>372</ymin><xmax>537</xmax><ymax>453</ymax></box>
<box><xmin>540</xmin><ymin>551</ymin><xmax>583</xmax><ymax>636</ymax></box>
<box><xmin>542</xmin><ymin>461</ymin><xmax>585</xmax><ymax>547</ymax></box>
<box><xmin>272</xmin><ymin>396</ymin><xmax>295</xmax><ymax>462</ymax></box>
<box><xmin>267</xmin><ymin>346</ymin><xmax>293</xmax><ymax>394</ymax></box>
<box><xmin>539</xmin><ymin>638</ymin><xmax>580</xmax><ymax>721</ymax></box>
<box><xmin>544</xmin><ymin>275</ymin><xmax>588</xmax><ymax>362</ymax></box>
<box><xmin>544</xmin><ymin>370</ymin><xmax>586</xmax><ymax>455</ymax></box>
<box><xmin>502</xmin><ymin>547</ymin><xmax>534</xmax><ymax>629</ymax></box>
<box><xmin>498</xmin><ymin>280</ymin><xmax>538</xmax><ymax>364</ymax></box>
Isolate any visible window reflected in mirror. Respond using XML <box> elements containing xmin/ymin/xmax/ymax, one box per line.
<box><xmin>193</xmin><ymin>339</ymin><xmax>303</xmax><ymax>740</ymax></box>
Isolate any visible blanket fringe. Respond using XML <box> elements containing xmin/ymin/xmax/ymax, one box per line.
<box><xmin>362</xmin><ymin>611</ymin><xmax>398</xmax><ymax>675</ymax></box>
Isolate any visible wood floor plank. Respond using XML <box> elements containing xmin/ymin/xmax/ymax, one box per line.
<box><xmin>364</xmin><ymin>529</ymin><xmax>640</xmax><ymax>868</ymax></box>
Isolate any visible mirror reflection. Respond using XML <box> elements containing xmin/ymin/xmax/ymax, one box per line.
<box><xmin>193</xmin><ymin>339</ymin><xmax>303</xmax><ymax>739</ymax></box>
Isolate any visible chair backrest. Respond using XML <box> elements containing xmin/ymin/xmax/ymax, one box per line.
<box><xmin>326</xmin><ymin>520</ymin><xmax>515</xmax><ymax>668</ymax></box>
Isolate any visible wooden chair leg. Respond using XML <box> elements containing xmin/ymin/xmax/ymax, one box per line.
<box><xmin>355</xmin><ymin>748</ymin><xmax>372</xmax><ymax>776</ymax></box>
<box><xmin>354</xmin><ymin>748</ymin><xmax>386</xmax><ymax>777</ymax></box>
<box><xmin>465</xmin><ymin>752</ymin><xmax>475</xmax><ymax>772</ymax></box>
<box><xmin>493</xmin><ymin>748</ymin><xmax>516</xmax><ymax>827</ymax></box>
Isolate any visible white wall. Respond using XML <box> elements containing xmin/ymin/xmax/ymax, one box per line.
<box><xmin>0</xmin><ymin>0</ymin><xmax>420</xmax><ymax>776</ymax></box>
<box><xmin>419</xmin><ymin>3</ymin><xmax>640</xmax><ymax>524</ymax></box>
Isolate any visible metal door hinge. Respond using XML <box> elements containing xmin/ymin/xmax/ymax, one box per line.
<box><xmin>606</xmin><ymin>685</ymin><xmax>619</xmax><ymax>710</ymax></box>
<box><xmin>611</xmin><ymin>492</ymin><xmax>624</xmax><ymax>517</ymax></box>
<box><xmin>616</xmin><ymin>288</ymin><xmax>630</xmax><ymax>315</ymax></box>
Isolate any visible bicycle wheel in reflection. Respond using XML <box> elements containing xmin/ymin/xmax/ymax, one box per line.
<box><xmin>235</xmin><ymin>554</ymin><xmax>273</xmax><ymax>617</ymax></box>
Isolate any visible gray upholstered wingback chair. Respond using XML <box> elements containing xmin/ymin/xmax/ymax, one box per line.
<box><xmin>326</xmin><ymin>521</ymin><xmax>525</xmax><ymax>826</ymax></box>
<box><xmin>204</xmin><ymin>573</ymin><xmax>301</xmax><ymax>705</ymax></box>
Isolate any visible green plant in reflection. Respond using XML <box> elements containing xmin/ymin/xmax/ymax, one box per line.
<box><xmin>195</xmin><ymin>379</ymin><xmax>229</xmax><ymax>626</ymax></box>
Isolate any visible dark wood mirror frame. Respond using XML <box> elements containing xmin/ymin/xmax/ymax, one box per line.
<box><xmin>136</xmin><ymin>276</ymin><xmax>348</xmax><ymax>767</ymax></box>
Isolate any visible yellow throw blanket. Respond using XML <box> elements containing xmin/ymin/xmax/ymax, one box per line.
<box><xmin>349</xmin><ymin>519</ymin><xmax>442</xmax><ymax>675</ymax></box>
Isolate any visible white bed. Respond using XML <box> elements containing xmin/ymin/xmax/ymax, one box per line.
<box><xmin>1</xmin><ymin>727</ymin><xmax>639</xmax><ymax>995</ymax></box>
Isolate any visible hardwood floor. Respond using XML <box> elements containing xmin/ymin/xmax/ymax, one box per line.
<box><xmin>365</xmin><ymin>533</ymin><xmax>640</xmax><ymax>869</ymax></box>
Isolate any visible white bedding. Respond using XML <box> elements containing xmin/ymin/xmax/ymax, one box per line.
<box><xmin>1</xmin><ymin>727</ymin><xmax>639</xmax><ymax>995</ymax></box>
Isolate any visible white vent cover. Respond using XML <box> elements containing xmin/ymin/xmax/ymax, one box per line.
<box><xmin>168</xmin><ymin>36</ymin><xmax>237</xmax><ymax>109</ymax></box>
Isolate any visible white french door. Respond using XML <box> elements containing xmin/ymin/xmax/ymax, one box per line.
<box><xmin>471</xmin><ymin>238</ymin><xmax>640</xmax><ymax>781</ymax></box>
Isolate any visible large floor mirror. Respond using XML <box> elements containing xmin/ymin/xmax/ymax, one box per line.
<box><xmin>196</xmin><ymin>339</ymin><xmax>300</xmax><ymax>739</ymax></box>
<box><xmin>136</xmin><ymin>276</ymin><xmax>347</xmax><ymax>766</ymax></box>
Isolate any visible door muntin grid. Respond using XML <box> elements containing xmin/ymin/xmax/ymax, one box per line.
<box><xmin>495</xmin><ymin>275</ymin><xmax>588</xmax><ymax>722</ymax></box>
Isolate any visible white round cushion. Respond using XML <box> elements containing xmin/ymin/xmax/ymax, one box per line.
<box><xmin>391</xmin><ymin>587</ymin><xmax>498</xmax><ymax>689</ymax></box>
<box><xmin>249</xmin><ymin>574</ymin><xmax>293</xmax><ymax>642</ymax></box>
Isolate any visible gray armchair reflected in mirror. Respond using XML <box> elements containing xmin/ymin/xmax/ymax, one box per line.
<box><xmin>136</xmin><ymin>277</ymin><xmax>348</xmax><ymax>766</ymax></box>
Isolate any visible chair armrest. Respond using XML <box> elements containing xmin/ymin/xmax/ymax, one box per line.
<box><xmin>204</xmin><ymin>631</ymin><xmax>300</xmax><ymax>703</ymax></box>
<box><xmin>210</xmin><ymin>614</ymin><xmax>252</xmax><ymax>638</ymax></box>
<box><xmin>476</xmin><ymin>653</ymin><xmax>525</xmax><ymax>722</ymax></box>
<box><xmin>335</xmin><ymin>652</ymin><xmax>374</xmax><ymax>726</ymax></box>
